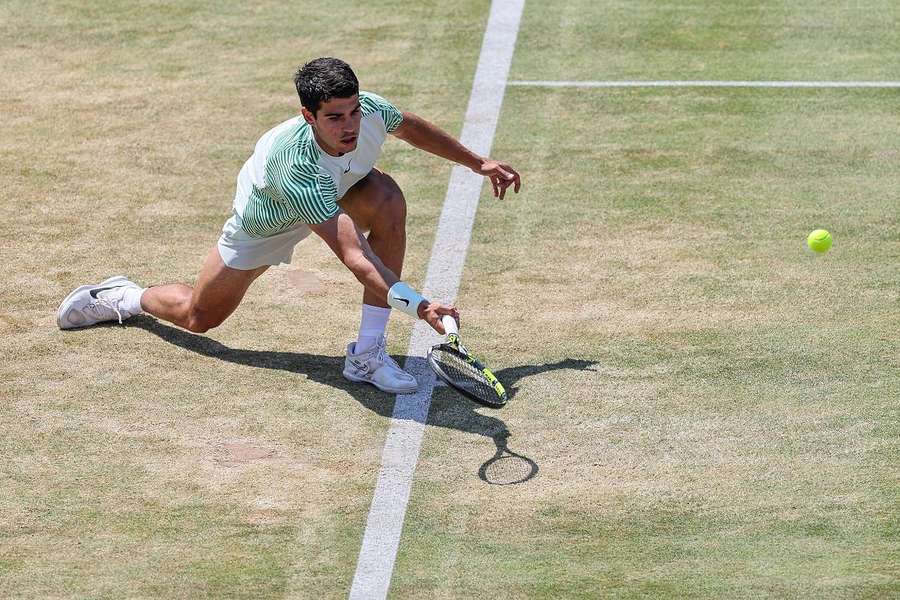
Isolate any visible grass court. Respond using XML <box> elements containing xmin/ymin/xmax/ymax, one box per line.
<box><xmin>1</xmin><ymin>1</ymin><xmax>898</xmax><ymax>597</ymax></box>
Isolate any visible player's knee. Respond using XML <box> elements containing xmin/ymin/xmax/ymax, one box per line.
<box><xmin>374</xmin><ymin>177</ymin><xmax>407</xmax><ymax>230</ymax></box>
<box><xmin>185</xmin><ymin>306</ymin><xmax>225</xmax><ymax>333</ymax></box>
<box><xmin>185</xmin><ymin>318</ymin><xmax>213</xmax><ymax>334</ymax></box>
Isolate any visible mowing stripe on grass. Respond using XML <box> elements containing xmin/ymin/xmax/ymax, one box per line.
<box><xmin>508</xmin><ymin>80</ymin><xmax>900</xmax><ymax>88</ymax></box>
<box><xmin>347</xmin><ymin>1</ymin><xmax>525</xmax><ymax>598</ymax></box>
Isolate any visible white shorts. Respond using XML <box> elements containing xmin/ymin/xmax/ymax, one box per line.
<box><xmin>217</xmin><ymin>212</ymin><xmax>312</xmax><ymax>270</ymax></box>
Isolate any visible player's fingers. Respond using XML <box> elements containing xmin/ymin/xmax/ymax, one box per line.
<box><xmin>505</xmin><ymin>165</ymin><xmax>522</xmax><ymax>192</ymax></box>
<box><xmin>490</xmin><ymin>175</ymin><xmax>500</xmax><ymax>197</ymax></box>
<box><xmin>500</xmin><ymin>174</ymin><xmax>517</xmax><ymax>199</ymax></box>
<box><xmin>433</xmin><ymin>306</ymin><xmax>459</xmax><ymax>334</ymax></box>
<box><xmin>499</xmin><ymin>175</ymin><xmax>513</xmax><ymax>199</ymax></box>
<box><xmin>495</xmin><ymin>165</ymin><xmax>514</xmax><ymax>182</ymax></box>
<box><xmin>435</xmin><ymin>304</ymin><xmax>458</xmax><ymax>317</ymax></box>
<box><xmin>496</xmin><ymin>163</ymin><xmax>520</xmax><ymax>192</ymax></box>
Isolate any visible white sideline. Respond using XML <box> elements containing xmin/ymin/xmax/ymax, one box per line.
<box><xmin>347</xmin><ymin>1</ymin><xmax>525</xmax><ymax>599</ymax></box>
<box><xmin>508</xmin><ymin>80</ymin><xmax>900</xmax><ymax>88</ymax></box>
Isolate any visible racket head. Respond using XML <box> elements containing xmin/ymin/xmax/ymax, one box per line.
<box><xmin>427</xmin><ymin>343</ymin><xmax>508</xmax><ymax>408</ymax></box>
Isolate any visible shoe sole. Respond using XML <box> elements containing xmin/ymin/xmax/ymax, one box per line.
<box><xmin>342</xmin><ymin>369</ymin><xmax>418</xmax><ymax>395</ymax></box>
<box><xmin>56</xmin><ymin>275</ymin><xmax>132</xmax><ymax>329</ymax></box>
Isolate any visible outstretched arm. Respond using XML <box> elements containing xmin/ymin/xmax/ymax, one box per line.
<box><xmin>308</xmin><ymin>210</ymin><xmax>458</xmax><ymax>333</ymax></box>
<box><xmin>392</xmin><ymin>112</ymin><xmax>522</xmax><ymax>199</ymax></box>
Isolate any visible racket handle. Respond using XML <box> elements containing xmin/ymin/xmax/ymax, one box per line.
<box><xmin>441</xmin><ymin>314</ymin><xmax>459</xmax><ymax>337</ymax></box>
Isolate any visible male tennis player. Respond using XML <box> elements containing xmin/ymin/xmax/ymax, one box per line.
<box><xmin>57</xmin><ymin>57</ymin><xmax>521</xmax><ymax>394</ymax></box>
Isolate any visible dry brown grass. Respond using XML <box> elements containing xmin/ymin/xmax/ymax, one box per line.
<box><xmin>1</xmin><ymin>0</ymin><xmax>491</xmax><ymax>597</ymax></box>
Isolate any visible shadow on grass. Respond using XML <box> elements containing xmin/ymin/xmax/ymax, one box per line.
<box><xmin>128</xmin><ymin>316</ymin><xmax>596</xmax><ymax>483</ymax></box>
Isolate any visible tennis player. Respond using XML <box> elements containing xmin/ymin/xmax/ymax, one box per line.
<box><xmin>56</xmin><ymin>57</ymin><xmax>521</xmax><ymax>394</ymax></box>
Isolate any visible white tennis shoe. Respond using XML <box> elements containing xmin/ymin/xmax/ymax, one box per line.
<box><xmin>57</xmin><ymin>275</ymin><xmax>142</xmax><ymax>329</ymax></box>
<box><xmin>342</xmin><ymin>335</ymin><xmax>418</xmax><ymax>394</ymax></box>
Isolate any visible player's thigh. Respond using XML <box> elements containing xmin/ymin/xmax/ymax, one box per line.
<box><xmin>338</xmin><ymin>168</ymin><xmax>405</xmax><ymax>232</ymax></box>
<box><xmin>191</xmin><ymin>247</ymin><xmax>268</xmax><ymax>319</ymax></box>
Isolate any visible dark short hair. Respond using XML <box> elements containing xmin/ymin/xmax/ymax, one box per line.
<box><xmin>294</xmin><ymin>58</ymin><xmax>359</xmax><ymax>116</ymax></box>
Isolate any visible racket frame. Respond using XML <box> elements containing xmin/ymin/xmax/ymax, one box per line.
<box><xmin>427</xmin><ymin>316</ymin><xmax>508</xmax><ymax>408</ymax></box>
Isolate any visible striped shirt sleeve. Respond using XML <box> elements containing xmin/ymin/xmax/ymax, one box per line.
<box><xmin>359</xmin><ymin>91</ymin><xmax>404</xmax><ymax>133</ymax></box>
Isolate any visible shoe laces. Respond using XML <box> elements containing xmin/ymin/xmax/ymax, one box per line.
<box><xmin>86</xmin><ymin>294</ymin><xmax>124</xmax><ymax>324</ymax></box>
<box><xmin>374</xmin><ymin>335</ymin><xmax>402</xmax><ymax>370</ymax></box>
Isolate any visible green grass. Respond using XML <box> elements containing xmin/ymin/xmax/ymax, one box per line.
<box><xmin>398</xmin><ymin>2</ymin><xmax>899</xmax><ymax>596</ymax></box>
<box><xmin>513</xmin><ymin>0</ymin><xmax>900</xmax><ymax>81</ymax></box>
<box><xmin>2</xmin><ymin>0</ymin><xmax>900</xmax><ymax>598</ymax></box>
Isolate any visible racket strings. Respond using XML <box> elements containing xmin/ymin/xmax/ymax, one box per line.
<box><xmin>431</xmin><ymin>347</ymin><xmax>497</xmax><ymax>402</ymax></box>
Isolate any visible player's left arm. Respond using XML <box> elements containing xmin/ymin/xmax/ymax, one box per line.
<box><xmin>391</xmin><ymin>112</ymin><xmax>522</xmax><ymax>199</ymax></box>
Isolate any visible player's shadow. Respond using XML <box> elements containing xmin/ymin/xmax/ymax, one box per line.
<box><xmin>128</xmin><ymin>316</ymin><xmax>596</xmax><ymax>482</ymax></box>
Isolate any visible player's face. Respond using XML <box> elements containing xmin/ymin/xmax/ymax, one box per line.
<box><xmin>303</xmin><ymin>94</ymin><xmax>362</xmax><ymax>156</ymax></box>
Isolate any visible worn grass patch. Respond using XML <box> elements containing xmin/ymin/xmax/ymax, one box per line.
<box><xmin>0</xmin><ymin>0</ymin><xmax>487</xmax><ymax>598</ymax></box>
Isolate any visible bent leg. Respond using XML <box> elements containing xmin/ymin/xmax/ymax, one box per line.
<box><xmin>336</xmin><ymin>169</ymin><xmax>419</xmax><ymax>390</ymax></box>
<box><xmin>141</xmin><ymin>247</ymin><xmax>268</xmax><ymax>333</ymax></box>
<box><xmin>338</xmin><ymin>169</ymin><xmax>407</xmax><ymax>308</ymax></box>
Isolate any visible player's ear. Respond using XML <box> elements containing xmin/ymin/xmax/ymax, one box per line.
<box><xmin>301</xmin><ymin>106</ymin><xmax>316</xmax><ymax>125</ymax></box>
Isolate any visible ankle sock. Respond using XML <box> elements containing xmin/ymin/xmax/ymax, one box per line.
<box><xmin>121</xmin><ymin>287</ymin><xmax>146</xmax><ymax>315</ymax></box>
<box><xmin>356</xmin><ymin>304</ymin><xmax>391</xmax><ymax>353</ymax></box>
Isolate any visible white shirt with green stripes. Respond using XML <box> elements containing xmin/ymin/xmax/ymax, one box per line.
<box><xmin>231</xmin><ymin>91</ymin><xmax>403</xmax><ymax>238</ymax></box>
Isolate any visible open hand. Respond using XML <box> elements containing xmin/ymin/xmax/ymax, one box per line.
<box><xmin>474</xmin><ymin>159</ymin><xmax>522</xmax><ymax>199</ymax></box>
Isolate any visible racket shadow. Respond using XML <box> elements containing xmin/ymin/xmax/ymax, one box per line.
<box><xmin>493</xmin><ymin>359</ymin><xmax>598</xmax><ymax>402</ymax></box>
<box><xmin>128</xmin><ymin>316</ymin><xmax>597</xmax><ymax>482</ymax></box>
<box><xmin>427</xmin><ymin>359</ymin><xmax>596</xmax><ymax>485</ymax></box>
<box><xmin>478</xmin><ymin>429</ymin><xmax>538</xmax><ymax>485</ymax></box>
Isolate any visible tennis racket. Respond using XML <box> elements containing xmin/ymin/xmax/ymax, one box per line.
<box><xmin>427</xmin><ymin>315</ymin><xmax>508</xmax><ymax>408</ymax></box>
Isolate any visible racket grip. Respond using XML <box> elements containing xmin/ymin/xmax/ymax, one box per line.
<box><xmin>441</xmin><ymin>314</ymin><xmax>459</xmax><ymax>336</ymax></box>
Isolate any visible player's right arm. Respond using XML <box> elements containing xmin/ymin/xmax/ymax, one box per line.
<box><xmin>308</xmin><ymin>211</ymin><xmax>458</xmax><ymax>334</ymax></box>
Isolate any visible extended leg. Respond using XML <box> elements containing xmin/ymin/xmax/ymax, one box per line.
<box><xmin>141</xmin><ymin>247</ymin><xmax>268</xmax><ymax>333</ymax></box>
<box><xmin>57</xmin><ymin>247</ymin><xmax>268</xmax><ymax>332</ymax></box>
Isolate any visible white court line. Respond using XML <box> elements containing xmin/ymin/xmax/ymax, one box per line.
<box><xmin>508</xmin><ymin>80</ymin><xmax>900</xmax><ymax>88</ymax></box>
<box><xmin>347</xmin><ymin>1</ymin><xmax>525</xmax><ymax>599</ymax></box>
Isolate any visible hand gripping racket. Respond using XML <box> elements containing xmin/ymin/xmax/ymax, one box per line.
<box><xmin>427</xmin><ymin>315</ymin><xmax>508</xmax><ymax>408</ymax></box>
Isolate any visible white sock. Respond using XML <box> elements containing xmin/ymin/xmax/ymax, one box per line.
<box><xmin>122</xmin><ymin>287</ymin><xmax>146</xmax><ymax>315</ymax></box>
<box><xmin>356</xmin><ymin>304</ymin><xmax>391</xmax><ymax>353</ymax></box>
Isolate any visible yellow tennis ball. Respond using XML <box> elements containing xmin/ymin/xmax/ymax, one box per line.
<box><xmin>807</xmin><ymin>229</ymin><xmax>833</xmax><ymax>253</ymax></box>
